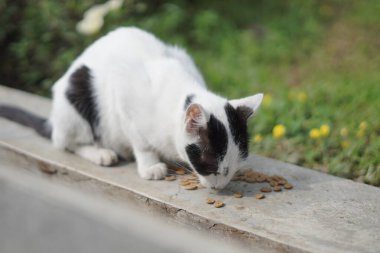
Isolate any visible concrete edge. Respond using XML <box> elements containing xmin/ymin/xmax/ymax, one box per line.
<box><xmin>0</xmin><ymin>153</ymin><xmax>251</xmax><ymax>253</ymax></box>
<box><xmin>0</xmin><ymin>140</ymin><xmax>309</xmax><ymax>253</ymax></box>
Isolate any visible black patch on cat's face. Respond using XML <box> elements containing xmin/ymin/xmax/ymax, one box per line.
<box><xmin>184</xmin><ymin>94</ymin><xmax>195</xmax><ymax>110</ymax></box>
<box><xmin>224</xmin><ymin>103</ymin><xmax>249</xmax><ymax>159</ymax></box>
<box><xmin>185</xmin><ymin>114</ymin><xmax>228</xmax><ymax>176</ymax></box>
<box><xmin>66</xmin><ymin>65</ymin><xmax>99</xmax><ymax>138</ymax></box>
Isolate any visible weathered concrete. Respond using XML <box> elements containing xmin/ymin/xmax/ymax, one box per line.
<box><xmin>1</xmin><ymin>85</ymin><xmax>380</xmax><ymax>253</ymax></box>
<box><xmin>0</xmin><ymin>162</ymin><xmax>251</xmax><ymax>253</ymax></box>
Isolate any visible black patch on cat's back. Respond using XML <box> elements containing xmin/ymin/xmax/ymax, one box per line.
<box><xmin>185</xmin><ymin>114</ymin><xmax>228</xmax><ymax>176</ymax></box>
<box><xmin>66</xmin><ymin>65</ymin><xmax>99</xmax><ymax>137</ymax></box>
<box><xmin>184</xmin><ymin>94</ymin><xmax>195</xmax><ymax>110</ymax></box>
<box><xmin>224</xmin><ymin>103</ymin><xmax>249</xmax><ymax>158</ymax></box>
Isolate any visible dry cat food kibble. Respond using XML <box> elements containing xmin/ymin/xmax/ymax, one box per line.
<box><xmin>245</xmin><ymin>177</ymin><xmax>256</xmax><ymax>183</ymax></box>
<box><xmin>184</xmin><ymin>184</ymin><xmax>198</xmax><ymax>190</ymax></box>
<box><xmin>206</xmin><ymin>198</ymin><xmax>215</xmax><ymax>204</ymax></box>
<box><xmin>175</xmin><ymin>168</ymin><xmax>186</xmax><ymax>175</ymax></box>
<box><xmin>234</xmin><ymin>192</ymin><xmax>243</xmax><ymax>198</ymax></box>
<box><xmin>176</xmin><ymin>173</ymin><xmax>205</xmax><ymax>191</ymax></box>
<box><xmin>166</xmin><ymin>166</ymin><xmax>293</xmax><ymax>207</ymax></box>
<box><xmin>255</xmin><ymin>193</ymin><xmax>265</xmax><ymax>199</ymax></box>
<box><xmin>269</xmin><ymin>181</ymin><xmax>278</xmax><ymax>187</ymax></box>
<box><xmin>164</xmin><ymin>175</ymin><xmax>176</xmax><ymax>181</ymax></box>
<box><xmin>260</xmin><ymin>186</ymin><xmax>272</xmax><ymax>193</ymax></box>
<box><xmin>206</xmin><ymin>198</ymin><xmax>225</xmax><ymax>208</ymax></box>
<box><xmin>214</xmin><ymin>200</ymin><xmax>225</xmax><ymax>208</ymax></box>
<box><xmin>232</xmin><ymin>170</ymin><xmax>294</xmax><ymax>192</ymax></box>
<box><xmin>257</xmin><ymin>176</ymin><xmax>266</xmax><ymax>183</ymax></box>
<box><xmin>180</xmin><ymin>180</ymin><xmax>191</xmax><ymax>186</ymax></box>
<box><xmin>284</xmin><ymin>183</ymin><xmax>293</xmax><ymax>189</ymax></box>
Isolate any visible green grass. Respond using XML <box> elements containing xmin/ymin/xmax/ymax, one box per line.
<box><xmin>1</xmin><ymin>0</ymin><xmax>379</xmax><ymax>185</ymax></box>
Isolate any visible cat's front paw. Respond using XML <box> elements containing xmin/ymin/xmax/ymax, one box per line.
<box><xmin>138</xmin><ymin>163</ymin><xmax>167</xmax><ymax>180</ymax></box>
<box><xmin>92</xmin><ymin>149</ymin><xmax>119</xmax><ymax>166</ymax></box>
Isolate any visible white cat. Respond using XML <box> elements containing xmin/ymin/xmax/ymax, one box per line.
<box><xmin>0</xmin><ymin>27</ymin><xmax>263</xmax><ymax>189</ymax></box>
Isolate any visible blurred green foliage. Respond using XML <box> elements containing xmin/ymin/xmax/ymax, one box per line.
<box><xmin>1</xmin><ymin>0</ymin><xmax>379</xmax><ymax>185</ymax></box>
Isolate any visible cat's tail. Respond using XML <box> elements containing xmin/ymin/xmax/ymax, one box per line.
<box><xmin>0</xmin><ymin>104</ymin><xmax>52</xmax><ymax>139</ymax></box>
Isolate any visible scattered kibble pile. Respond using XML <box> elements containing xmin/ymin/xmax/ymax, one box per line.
<box><xmin>233</xmin><ymin>170</ymin><xmax>294</xmax><ymax>196</ymax></box>
<box><xmin>165</xmin><ymin>167</ymin><xmax>294</xmax><ymax>209</ymax></box>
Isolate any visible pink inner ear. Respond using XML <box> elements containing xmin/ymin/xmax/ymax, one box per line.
<box><xmin>185</xmin><ymin>104</ymin><xmax>203</xmax><ymax>134</ymax></box>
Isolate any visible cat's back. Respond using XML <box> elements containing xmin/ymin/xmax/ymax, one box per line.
<box><xmin>53</xmin><ymin>27</ymin><xmax>167</xmax><ymax>92</ymax></box>
<box><xmin>82</xmin><ymin>27</ymin><xmax>166</xmax><ymax>64</ymax></box>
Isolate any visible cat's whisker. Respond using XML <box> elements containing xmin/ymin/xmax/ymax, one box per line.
<box><xmin>170</xmin><ymin>160</ymin><xmax>193</xmax><ymax>174</ymax></box>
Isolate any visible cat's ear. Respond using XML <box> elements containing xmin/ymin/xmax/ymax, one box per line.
<box><xmin>229</xmin><ymin>93</ymin><xmax>263</xmax><ymax>120</ymax></box>
<box><xmin>185</xmin><ymin>103</ymin><xmax>208</xmax><ymax>135</ymax></box>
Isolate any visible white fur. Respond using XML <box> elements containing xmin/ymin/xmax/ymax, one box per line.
<box><xmin>49</xmin><ymin>27</ymin><xmax>263</xmax><ymax>189</ymax></box>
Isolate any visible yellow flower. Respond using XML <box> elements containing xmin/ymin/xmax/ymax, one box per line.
<box><xmin>357</xmin><ymin>129</ymin><xmax>365</xmax><ymax>138</ymax></box>
<box><xmin>319</xmin><ymin>124</ymin><xmax>330</xmax><ymax>137</ymax></box>
<box><xmin>254</xmin><ymin>134</ymin><xmax>263</xmax><ymax>143</ymax></box>
<box><xmin>263</xmin><ymin>94</ymin><xmax>272</xmax><ymax>107</ymax></box>
<box><xmin>297</xmin><ymin>92</ymin><xmax>307</xmax><ymax>103</ymax></box>
<box><xmin>309</xmin><ymin>128</ymin><xmax>321</xmax><ymax>139</ymax></box>
<box><xmin>272</xmin><ymin>124</ymin><xmax>286</xmax><ymax>139</ymax></box>
<box><xmin>340</xmin><ymin>127</ymin><xmax>348</xmax><ymax>137</ymax></box>
<box><xmin>340</xmin><ymin>140</ymin><xmax>350</xmax><ymax>149</ymax></box>
<box><xmin>357</xmin><ymin>121</ymin><xmax>368</xmax><ymax>138</ymax></box>
<box><xmin>359</xmin><ymin>121</ymin><xmax>368</xmax><ymax>131</ymax></box>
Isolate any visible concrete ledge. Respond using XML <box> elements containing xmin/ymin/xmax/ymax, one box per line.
<box><xmin>1</xmin><ymin>85</ymin><xmax>379</xmax><ymax>253</ymax></box>
<box><xmin>0</xmin><ymin>156</ymin><xmax>251</xmax><ymax>253</ymax></box>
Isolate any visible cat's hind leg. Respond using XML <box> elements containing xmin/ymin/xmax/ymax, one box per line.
<box><xmin>74</xmin><ymin>145</ymin><xmax>118</xmax><ymax>166</ymax></box>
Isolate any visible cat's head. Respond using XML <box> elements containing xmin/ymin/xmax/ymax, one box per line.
<box><xmin>183</xmin><ymin>93</ymin><xmax>263</xmax><ymax>189</ymax></box>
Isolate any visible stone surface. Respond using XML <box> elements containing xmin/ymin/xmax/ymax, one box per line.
<box><xmin>0</xmin><ymin>162</ymin><xmax>250</xmax><ymax>253</ymax></box>
<box><xmin>1</xmin><ymin>85</ymin><xmax>380</xmax><ymax>253</ymax></box>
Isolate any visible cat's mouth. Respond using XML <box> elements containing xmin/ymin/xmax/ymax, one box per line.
<box><xmin>198</xmin><ymin>175</ymin><xmax>230</xmax><ymax>190</ymax></box>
